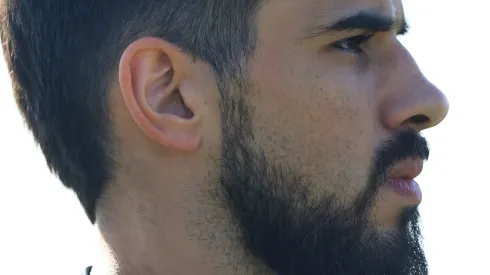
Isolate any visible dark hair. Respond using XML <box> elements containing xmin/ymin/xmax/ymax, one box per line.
<box><xmin>0</xmin><ymin>0</ymin><xmax>261</xmax><ymax>223</ymax></box>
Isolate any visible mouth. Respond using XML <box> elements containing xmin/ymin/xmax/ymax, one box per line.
<box><xmin>384</xmin><ymin>158</ymin><xmax>424</xmax><ymax>202</ymax></box>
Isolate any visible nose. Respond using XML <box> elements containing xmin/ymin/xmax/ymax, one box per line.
<box><xmin>380</xmin><ymin>46</ymin><xmax>450</xmax><ymax>132</ymax></box>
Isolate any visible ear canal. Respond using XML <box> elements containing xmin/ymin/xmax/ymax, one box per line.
<box><xmin>157</xmin><ymin>90</ymin><xmax>194</xmax><ymax>119</ymax></box>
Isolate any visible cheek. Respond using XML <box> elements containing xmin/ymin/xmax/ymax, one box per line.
<box><xmin>249</xmin><ymin>60</ymin><xmax>379</xmax><ymax>202</ymax></box>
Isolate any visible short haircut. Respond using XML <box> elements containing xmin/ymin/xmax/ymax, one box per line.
<box><xmin>0</xmin><ymin>0</ymin><xmax>262</xmax><ymax>223</ymax></box>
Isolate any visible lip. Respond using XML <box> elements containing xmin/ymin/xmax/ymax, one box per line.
<box><xmin>382</xmin><ymin>158</ymin><xmax>425</xmax><ymax>202</ymax></box>
<box><xmin>387</xmin><ymin>158</ymin><xmax>424</xmax><ymax>180</ymax></box>
<box><xmin>385</xmin><ymin>179</ymin><xmax>422</xmax><ymax>201</ymax></box>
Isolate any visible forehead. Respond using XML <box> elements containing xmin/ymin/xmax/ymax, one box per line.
<box><xmin>310</xmin><ymin>0</ymin><xmax>403</xmax><ymax>21</ymax></box>
<box><xmin>309</xmin><ymin>0</ymin><xmax>403</xmax><ymax>13</ymax></box>
<box><xmin>257</xmin><ymin>0</ymin><xmax>404</xmax><ymax>36</ymax></box>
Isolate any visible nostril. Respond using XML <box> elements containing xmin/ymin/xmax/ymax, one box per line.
<box><xmin>406</xmin><ymin>114</ymin><xmax>430</xmax><ymax>125</ymax></box>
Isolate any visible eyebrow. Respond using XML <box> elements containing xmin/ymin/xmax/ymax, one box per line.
<box><xmin>304</xmin><ymin>11</ymin><xmax>409</xmax><ymax>39</ymax></box>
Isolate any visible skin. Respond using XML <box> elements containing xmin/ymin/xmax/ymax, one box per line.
<box><xmin>91</xmin><ymin>0</ymin><xmax>449</xmax><ymax>274</ymax></box>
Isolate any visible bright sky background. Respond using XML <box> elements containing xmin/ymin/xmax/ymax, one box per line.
<box><xmin>0</xmin><ymin>1</ymin><xmax>488</xmax><ymax>274</ymax></box>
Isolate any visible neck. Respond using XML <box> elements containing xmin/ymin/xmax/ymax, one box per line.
<box><xmin>91</xmin><ymin>181</ymin><xmax>273</xmax><ymax>275</ymax></box>
<box><xmin>91</xmin><ymin>206</ymin><xmax>275</xmax><ymax>275</ymax></box>
<box><xmin>92</xmin><ymin>208</ymin><xmax>209</xmax><ymax>275</ymax></box>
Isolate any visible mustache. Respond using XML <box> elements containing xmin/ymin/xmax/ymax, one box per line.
<box><xmin>375</xmin><ymin>130</ymin><xmax>430</xmax><ymax>176</ymax></box>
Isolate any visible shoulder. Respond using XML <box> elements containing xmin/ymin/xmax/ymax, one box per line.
<box><xmin>81</xmin><ymin>266</ymin><xmax>92</xmax><ymax>275</ymax></box>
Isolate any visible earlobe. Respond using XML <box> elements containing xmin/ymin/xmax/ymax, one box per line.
<box><xmin>118</xmin><ymin>37</ymin><xmax>202</xmax><ymax>152</ymax></box>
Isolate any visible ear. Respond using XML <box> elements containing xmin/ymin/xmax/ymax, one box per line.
<box><xmin>119</xmin><ymin>37</ymin><xmax>202</xmax><ymax>152</ymax></box>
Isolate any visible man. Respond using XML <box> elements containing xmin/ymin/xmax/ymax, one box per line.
<box><xmin>0</xmin><ymin>0</ymin><xmax>449</xmax><ymax>274</ymax></box>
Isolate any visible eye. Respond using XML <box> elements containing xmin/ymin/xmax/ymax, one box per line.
<box><xmin>331</xmin><ymin>33</ymin><xmax>374</xmax><ymax>54</ymax></box>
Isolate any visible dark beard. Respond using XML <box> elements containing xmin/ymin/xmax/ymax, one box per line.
<box><xmin>216</xmin><ymin>79</ymin><xmax>429</xmax><ymax>275</ymax></box>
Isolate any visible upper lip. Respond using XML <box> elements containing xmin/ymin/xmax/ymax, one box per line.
<box><xmin>388</xmin><ymin>158</ymin><xmax>424</xmax><ymax>180</ymax></box>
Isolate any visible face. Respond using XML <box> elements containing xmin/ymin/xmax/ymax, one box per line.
<box><xmin>115</xmin><ymin>0</ymin><xmax>449</xmax><ymax>274</ymax></box>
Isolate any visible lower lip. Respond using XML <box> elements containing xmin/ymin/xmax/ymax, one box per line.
<box><xmin>385</xmin><ymin>179</ymin><xmax>422</xmax><ymax>201</ymax></box>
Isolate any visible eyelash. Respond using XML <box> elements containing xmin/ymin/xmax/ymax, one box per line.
<box><xmin>332</xmin><ymin>33</ymin><xmax>374</xmax><ymax>54</ymax></box>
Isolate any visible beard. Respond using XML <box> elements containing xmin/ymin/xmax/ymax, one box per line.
<box><xmin>214</xmin><ymin>77</ymin><xmax>430</xmax><ymax>275</ymax></box>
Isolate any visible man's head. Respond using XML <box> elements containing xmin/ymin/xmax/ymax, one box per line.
<box><xmin>1</xmin><ymin>0</ymin><xmax>449</xmax><ymax>274</ymax></box>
